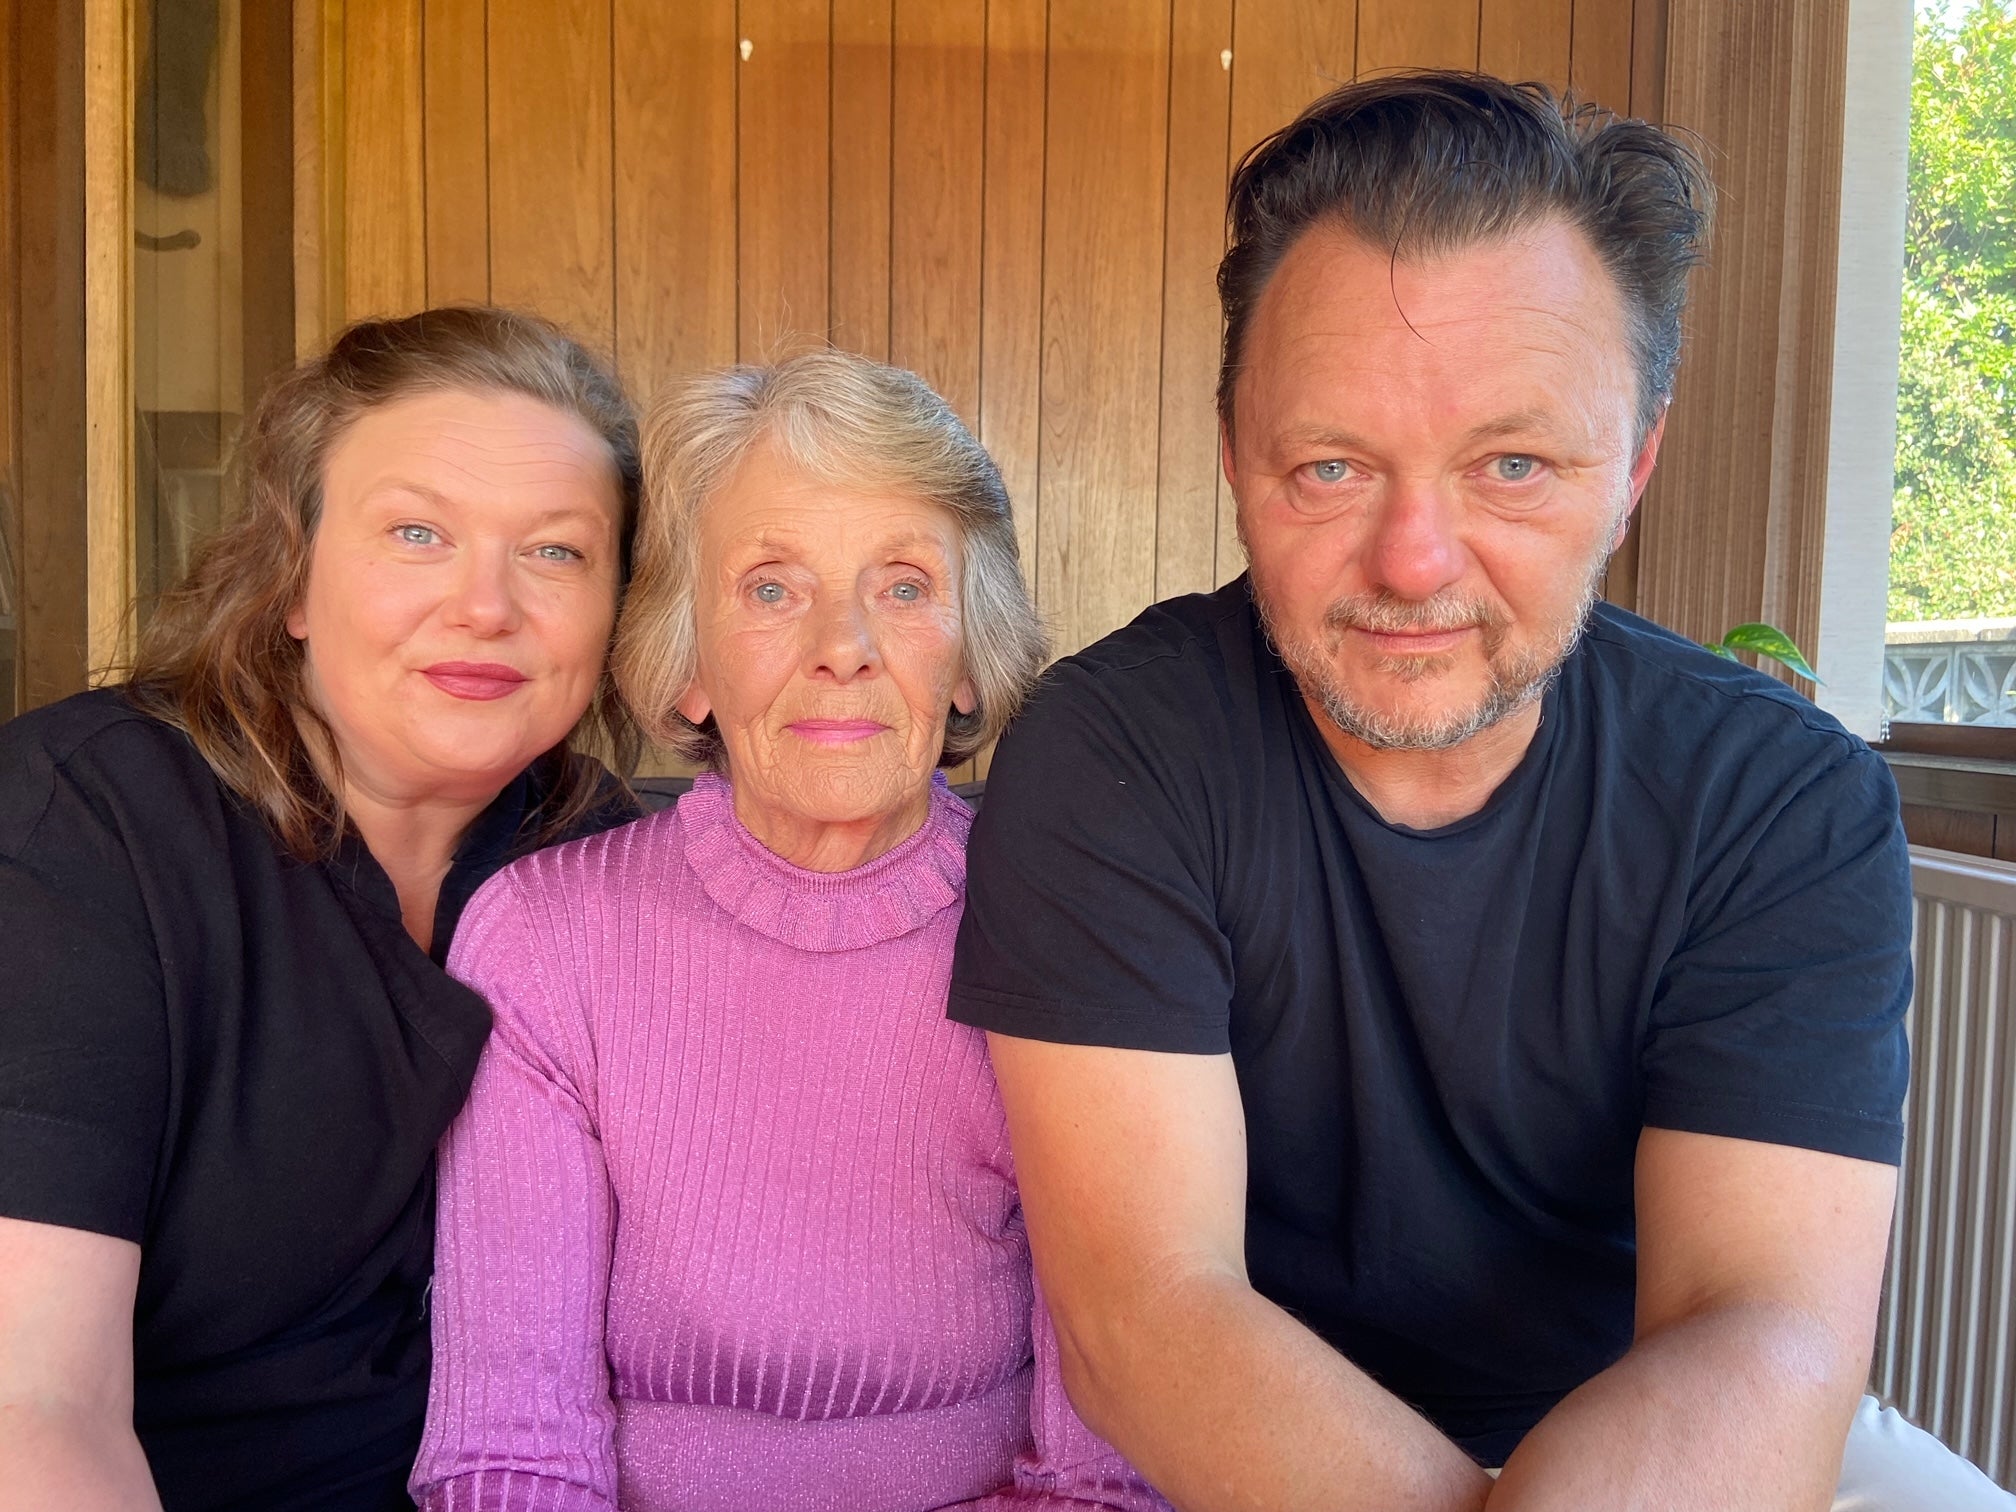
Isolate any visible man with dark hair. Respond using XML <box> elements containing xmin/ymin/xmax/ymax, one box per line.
<box><xmin>952</xmin><ymin>73</ymin><xmax>2011</xmax><ymax>1510</ymax></box>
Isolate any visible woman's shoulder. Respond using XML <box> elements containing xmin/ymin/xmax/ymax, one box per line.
<box><xmin>0</xmin><ymin>687</ymin><xmax>220</xmax><ymax>860</ymax></box>
<box><xmin>456</xmin><ymin>803</ymin><xmax>689</xmax><ymax>950</ymax></box>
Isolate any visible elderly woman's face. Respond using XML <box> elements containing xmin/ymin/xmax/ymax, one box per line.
<box><xmin>286</xmin><ymin>388</ymin><xmax>623</xmax><ymax>807</ymax></box>
<box><xmin>678</xmin><ymin>444</ymin><xmax>975</xmax><ymax>836</ymax></box>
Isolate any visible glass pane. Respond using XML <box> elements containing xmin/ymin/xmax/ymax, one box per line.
<box><xmin>1886</xmin><ymin>0</ymin><xmax>2016</xmax><ymax>728</ymax></box>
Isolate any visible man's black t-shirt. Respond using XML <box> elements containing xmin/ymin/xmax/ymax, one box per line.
<box><xmin>949</xmin><ymin>578</ymin><xmax>1912</xmax><ymax>1464</ymax></box>
<box><xmin>0</xmin><ymin>688</ymin><xmax>635</xmax><ymax>1511</ymax></box>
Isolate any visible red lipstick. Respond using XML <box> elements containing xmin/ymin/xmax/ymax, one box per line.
<box><xmin>423</xmin><ymin>662</ymin><xmax>529</xmax><ymax>701</ymax></box>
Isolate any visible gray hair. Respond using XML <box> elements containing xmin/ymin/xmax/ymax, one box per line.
<box><xmin>614</xmin><ymin>349</ymin><xmax>1046</xmax><ymax>770</ymax></box>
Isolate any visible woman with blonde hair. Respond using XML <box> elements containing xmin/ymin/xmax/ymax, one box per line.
<box><xmin>415</xmin><ymin>350</ymin><xmax>1169</xmax><ymax>1510</ymax></box>
<box><xmin>0</xmin><ymin>306</ymin><xmax>643</xmax><ymax>1512</ymax></box>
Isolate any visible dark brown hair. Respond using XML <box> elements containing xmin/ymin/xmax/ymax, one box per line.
<box><xmin>1218</xmin><ymin>71</ymin><xmax>1715</xmax><ymax>442</ymax></box>
<box><xmin>125</xmin><ymin>305</ymin><xmax>644</xmax><ymax>859</ymax></box>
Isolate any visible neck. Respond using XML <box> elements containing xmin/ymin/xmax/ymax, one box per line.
<box><xmin>732</xmin><ymin>784</ymin><xmax>934</xmax><ymax>874</ymax></box>
<box><xmin>1308</xmin><ymin>696</ymin><xmax>1543</xmax><ymax>830</ymax></box>
<box><xmin>344</xmin><ymin>783</ymin><xmax>493</xmax><ymax>951</ymax></box>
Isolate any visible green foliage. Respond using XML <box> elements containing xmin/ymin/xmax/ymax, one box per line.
<box><xmin>1891</xmin><ymin>0</ymin><xmax>2016</xmax><ymax>623</ymax></box>
<box><xmin>1702</xmin><ymin>623</ymin><xmax>1823</xmax><ymax>684</ymax></box>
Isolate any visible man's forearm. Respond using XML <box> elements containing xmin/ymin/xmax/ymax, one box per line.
<box><xmin>0</xmin><ymin>1404</ymin><xmax>162</xmax><ymax>1512</ymax></box>
<box><xmin>1485</xmin><ymin>1300</ymin><xmax>1863</xmax><ymax>1512</ymax></box>
<box><xmin>1058</xmin><ymin>1266</ymin><xmax>1491</xmax><ymax>1512</ymax></box>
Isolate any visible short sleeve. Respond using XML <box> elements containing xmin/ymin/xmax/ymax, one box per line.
<box><xmin>1642</xmin><ymin>747</ymin><xmax>1912</xmax><ymax>1164</ymax></box>
<box><xmin>0</xmin><ymin>786</ymin><xmax>167</xmax><ymax>1243</ymax></box>
<box><xmin>950</xmin><ymin>665</ymin><xmax>1233</xmax><ymax>1054</ymax></box>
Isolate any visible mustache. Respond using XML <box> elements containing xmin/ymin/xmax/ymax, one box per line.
<box><xmin>1320</xmin><ymin>591</ymin><xmax>1509</xmax><ymax>638</ymax></box>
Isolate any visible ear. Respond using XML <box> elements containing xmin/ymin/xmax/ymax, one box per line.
<box><xmin>1618</xmin><ymin>408</ymin><xmax>1669</xmax><ymax>546</ymax></box>
<box><xmin>952</xmin><ymin>675</ymin><xmax>979</xmax><ymax>717</ymax></box>
<box><xmin>285</xmin><ymin>603</ymin><xmax>309</xmax><ymax>641</ymax></box>
<box><xmin>1219</xmin><ymin>418</ymin><xmax>1239</xmax><ymax>495</ymax></box>
<box><xmin>673</xmin><ymin>682</ymin><xmax>712</xmax><ymax>727</ymax></box>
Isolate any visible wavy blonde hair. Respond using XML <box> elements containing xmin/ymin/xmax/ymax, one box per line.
<box><xmin>125</xmin><ymin>306</ymin><xmax>644</xmax><ymax>859</ymax></box>
<box><xmin>615</xmin><ymin>350</ymin><xmax>1046</xmax><ymax>769</ymax></box>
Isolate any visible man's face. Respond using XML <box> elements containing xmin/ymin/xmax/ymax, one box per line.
<box><xmin>1226</xmin><ymin>218</ymin><xmax>1663</xmax><ymax>753</ymax></box>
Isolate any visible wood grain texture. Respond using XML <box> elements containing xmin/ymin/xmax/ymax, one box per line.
<box><xmin>1569</xmin><ymin>0</ymin><xmax>1635</xmax><ymax>109</ymax></box>
<box><xmin>15</xmin><ymin>0</ymin><xmax>89</xmax><ymax>704</ymax></box>
<box><xmin>342</xmin><ymin>0</ymin><xmax>424</xmax><ymax>320</ymax></box>
<box><xmin>738</xmin><ymin>0</ymin><xmax>831</xmax><ymax>360</ymax></box>
<box><xmin>292</xmin><ymin>0</ymin><xmax>343</xmax><ymax>355</ymax></box>
<box><xmin>1902</xmin><ymin>803</ymin><xmax>1999</xmax><ymax>861</ymax></box>
<box><xmin>1480</xmin><ymin>0</ymin><xmax>1572</xmax><ymax>92</ymax></box>
<box><xmin>978</xmin><ymin>0</ymin><xmax>1046</xmax><ymax>593</ymax></box>
<box><xmin>0</xmin><ymin>0</ymin><xmax>20</xmax><ymax>716</ymax></box>
<box><xmin>614</xmin><ymin>0</ymin><xmax>736</xmax><ymax>397</ymax></box>
<box><xmin>1227</xmin><ymin>0</ymin><xmax>1355</xmax><ymax>164</ymax></box>
<box><xmin>422</xmin><ymin>0</ymin><xmax>487</xmax><ymax>306</ymax></box>
<box><xmin>1638</xmin><ymin>0</ymin><xmax>1844</xmax><ymax>662</ymax></box>
<box><xmin>488</xmin><ymin>0</ymin><xmax>614</xmax><ymax>351</ymax></box>
<box><xmin>830</xmin><ymin>0</ymin><xmax>892</xmax><ymax>361</ymax></box>
<box><xmin>83</xmin><ymin>0</ymin><xmax>132</xmax><ymax>674</ymax></box>
<box><xmin>1356</xmin><ymin>0</ymin><xmax>1480</xmax><ymax>75</ymax></box>
<box><xmin>1158</xmin><ymin>0</ymin><xmax>1233</xmax><ymax>598</ymax></box>
<box><xmin>1039</xmin><ymin>0</ymin><xmax>1169</xmax><ymax>655</ymax></box>
<box><xmin>240</xmin><ymin>0</ymin><xmax>296</xmax><ymax>396</ymax></box>
<box><xmin>891</xmin><ymin>0</ymin><xmax>985</xmax><ymax>426</ymax></box>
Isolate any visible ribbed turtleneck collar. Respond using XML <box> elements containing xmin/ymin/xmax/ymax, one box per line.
<box><xmin>676</xmin><ymin>771</ymin><xmax>971</xmax><ymax>952</ymax></box>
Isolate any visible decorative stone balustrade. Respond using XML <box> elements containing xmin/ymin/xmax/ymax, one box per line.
<box><xmin>1884</xmin><ymin>620</ymin><xmax>2016</xmax><ymax>727</ymax></box>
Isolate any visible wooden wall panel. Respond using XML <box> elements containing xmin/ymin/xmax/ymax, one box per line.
<box><xmin>487</xmin><ymin>0</ymin><xmax>613</xmax><ymax>353</ymax></box>
<box><xmin>1157</xmin><ymin>0</ymin><xmax>1234</xmax><ymax>599</ymax></box>
<box><xmin>890</xmin><ymin>0</ymin><xmax>985</xmax><ymax>428</ymax></box>
<box><xmin>830</xmin><ymin>0</ymin><xmax>893</xmax><ymax>362</ymax></box>
<box><xmin>613</xmin><ymin>0</ymin><xmax>737</xmax><ymax>398</ymax></box>
<box><xmin>1480</xmin><ymin>0</ymin><xmax>1572</xmax><ymax>92</ymax></box>
<box><xmin>0</xmin><ymin>0</ymin><xmax>19</xmax><ymax>717</ymax></box>
<box><xmin>1039</xmin><ymin>0</ymin><xmax>1170</xmax><ymax>655</ymax></box>
<box><xmin>978</xmin><ymin>0</ymin><xmax>1046</xmax><ymax>592</ymax></box>
<box><xmin>1570</xmin><ymin>0</ymin><xmax>1636</xmax><ymax>108</ymax></box>
<box><xmin>737</xmin><ymin>0</ymin><xmax>830</xmax><ymax>360</ymax></box>
<box><xmin>342</xmin><ymin>0</ymin><xmax>424</xmax><ymax>319</ymax></box>
<box><xmin>1357</xmin><ymin>0</ymin><xmax>1480</xmax><ymax>76</ymax></box>
<box><xmin>422</xmin><ymin>0</ymin><xmax>487</xmax><ymax>306</ymax></box>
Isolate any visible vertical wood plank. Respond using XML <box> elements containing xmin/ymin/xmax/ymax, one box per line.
<box><xmin>1357</xmin><ymin>0</ymin><xmax>1481</xmax><ymax>75</ymax></box>
<box><xmin>489</xmin><ymin>0</ymin><xmax>614</xmax><ymax>351</ymax></box>
<box><xmin>1157</xmin><ymin>0</ymin><xmax>1232</xmax><ymax>599</ymax></box>
<box><xmin>1040</xmin><ymin>0</ymin><xmax>1169</xmax><ymax>655</ymax></box>
<box><xmin>1481</xmin><ymin>0</ymin><xmax>1573</xmax><ymax>93</ymax></box>
<box><xmin>890</xmin><ymin>0</ymin><xmax>985</xmax><ymax>425</ymax></box>
<box><xmin>830</xmin><ymin>0</ymin><xmax>892</xmax><ymax>361</ymax></box>
<box><xmin>614</xmin><ymin>0</ymin><xmax>737</xmax><ymax>397</ymax></box>
<box><xmin>738</xmin><ymin>0</ymin><xmax>831</xmax><ymax>359</ymax></box>
<box><xmin>342</xmin><ymin>0</ymin><xmax>424</xmax><ymax>319</ymax></box>
<box><xmin>0</xmin><ymin>0</ymin><xmax>22</xmax><ymax>715</ymax></box>
<box><xmin>15</xmin><ymin>0</ymin><xmax>89</xmax><ymax>704</ymax></box>
<box><xmin>293</xmin><ymin>0</ymin><xmax>343</xmax><ymax>355</ymax></box>
<box><xmin>83</xmin><ymin>0</ymin><xmax>133</xmax><ymax>675</ymax></box>
<box><xmin>979</xmin><ymin>0</ymin><xmax>1046</xmax><ymax>597</ymax></box>
<box><xmin>1224</xmin><ymin>0</ymin><xmax>1355</xmax><ymax>581</ymax></box>
<box><xmin>422</xmin><ymin>0</ymin><xmax>487</xmax><ymax>305</ymax></box>
<box><xmin>240</xmin><ymin>0</ymin><xmax>296</xmax><ymax>398</ymax></box>
<box><xmin>1569</xmin><ymin>0</ymin><xmax>1635</xmax><ymax>110</ymax></box>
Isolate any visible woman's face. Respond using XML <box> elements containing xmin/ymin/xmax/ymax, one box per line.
<box><xmin>287</xmin><ymin>388</ymin><xmax>624</xmax><ymax>808</ymax></box>
<box><xmin>678</xmin><ymin>444</ymin><xmax>975</xmax><ymax>844</ymax></box>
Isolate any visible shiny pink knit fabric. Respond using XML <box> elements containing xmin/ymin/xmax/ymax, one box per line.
<box><xmin>412</xmin><ymin>773</ymin><xmax>1168</xmax><ymax>1512</ymax></box>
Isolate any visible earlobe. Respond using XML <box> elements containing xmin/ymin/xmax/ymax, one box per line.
<box><xmin>952</xmin><ymin>676</ymin><xmax>979</xmax><ymax>717</ymax></box>
<box><xmin>673</xmin><ymin>683</ymin><xmax>712</xmax><ymax>727</ymax></box>
<box><xmin>1220</xmin><ymin>420</ymin><xmax>1238</xmax><ymax>493</ymax></box>
<box><xmin>285</xmin><ymin>605</ymin><xmax>308</xmax><ymax>641</ymax></box>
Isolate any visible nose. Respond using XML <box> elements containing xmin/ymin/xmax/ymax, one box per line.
<box><xmin>1362</xmin><ymin>477</ymin><xmax>1467</xmax><ymax>602</ymax></box>
<box><xmin>442</xmin><ymin>545</ymin><xmax>522</xmax><ymax>637</ymax></box>
<box><xmin>805</xmin><ymin>593</ymin><xmax>880</xmax><ymax>683</ymax></box>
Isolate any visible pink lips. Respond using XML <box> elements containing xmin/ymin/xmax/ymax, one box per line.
<box><xmin>1357</xmin><ymin>627</ymin><xmax>1473</xmax><ymax>656</ymax></box>
<box><xmin>423</xmin><ymin>662</ymin><xmax>529</xmax><ymax>701</ymax></box>
<box><xmin>788</xmin><ymin>719</ymin><xmax>889</xmax><ymax>746</ymax></box>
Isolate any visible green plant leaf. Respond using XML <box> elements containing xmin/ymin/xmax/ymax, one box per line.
<box><xmin>1715</xmin><ymin>622</ymin><xmax>1823</xmax><ymax>684</ymax></box>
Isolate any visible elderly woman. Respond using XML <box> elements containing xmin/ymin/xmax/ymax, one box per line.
<box><xmin>412</xmin><ymin>352</ymin><xmax>1168</xmax><ymax>1511</ymax></box>
<box><xmin>0</xmin><ymin>307</ymin><xmax>642</xmax><ymax>1512</ymax></box>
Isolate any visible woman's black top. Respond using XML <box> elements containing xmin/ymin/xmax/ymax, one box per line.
<box><xmin>0</xmin><ymin>688</ymin><xmax>636</xmax><ymax>1511</ymax></box>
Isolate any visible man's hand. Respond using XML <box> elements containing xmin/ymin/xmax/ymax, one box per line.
<box><xmin>988</xmin><ymin>1032</ymin><xmax>1492</xmax><ymax>1512</ymax></box>
<box><xmin>1488</xmin><ymin>1129</ymin><xmax>1895</xmax><ymax>1511</ymax></box>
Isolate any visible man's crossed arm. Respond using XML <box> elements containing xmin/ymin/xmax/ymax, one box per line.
<box><xmin>988</xmin><ymin>1034</ymin><xmax>1896</xmax><ymax>1512</ymax></box>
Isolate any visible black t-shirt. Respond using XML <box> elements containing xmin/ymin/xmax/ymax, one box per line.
<box><xmin>949</xmin><ymin>578</ymin><xmax>1912</xmax><ymax>1464</ymax></box>
<box><xmin>0</xmin><ymin>688</ymin><xmax>635</xmax><ymax>1511</ymax></box>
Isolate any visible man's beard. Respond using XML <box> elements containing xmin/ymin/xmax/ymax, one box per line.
<box><xmin>1252</xmin><ymin>551</ymin><xmax>1610</xmax><ymax>753</ymax></box>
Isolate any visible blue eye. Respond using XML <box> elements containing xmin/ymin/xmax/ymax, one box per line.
<box><xmin>752</xmin><ymin>582</ymin><xmax>786</xmax><ymax>604</ymax></box>
<box><xmin>889</xmin><ymin>581</ymin><xmax>923</xmax><ymax>602</ymax></box>
<box><xmin>1309</xmin><ymin>459</ymin><xmax>1349</xmax><ymax>484</ymax></box>
<box><xmin>1494</xmin><ymin>455</ymin><xmax>1539</xmax><ymax>481</ymax></box>
<box><xmin>395</xmin><ymin>524</ymin><xmax>439</xmax><ymax>545</ymax></box>
<box><xmin>534</xmin><ymin>544</ymin><xmax>583</xmax><ymax>562</ymax></box>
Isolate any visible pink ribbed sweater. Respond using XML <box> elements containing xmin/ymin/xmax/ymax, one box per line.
<box><xmin>413</xmin><ymin>773</ymin><xmax>1167</xmax><ymax>1512</ymax></box>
